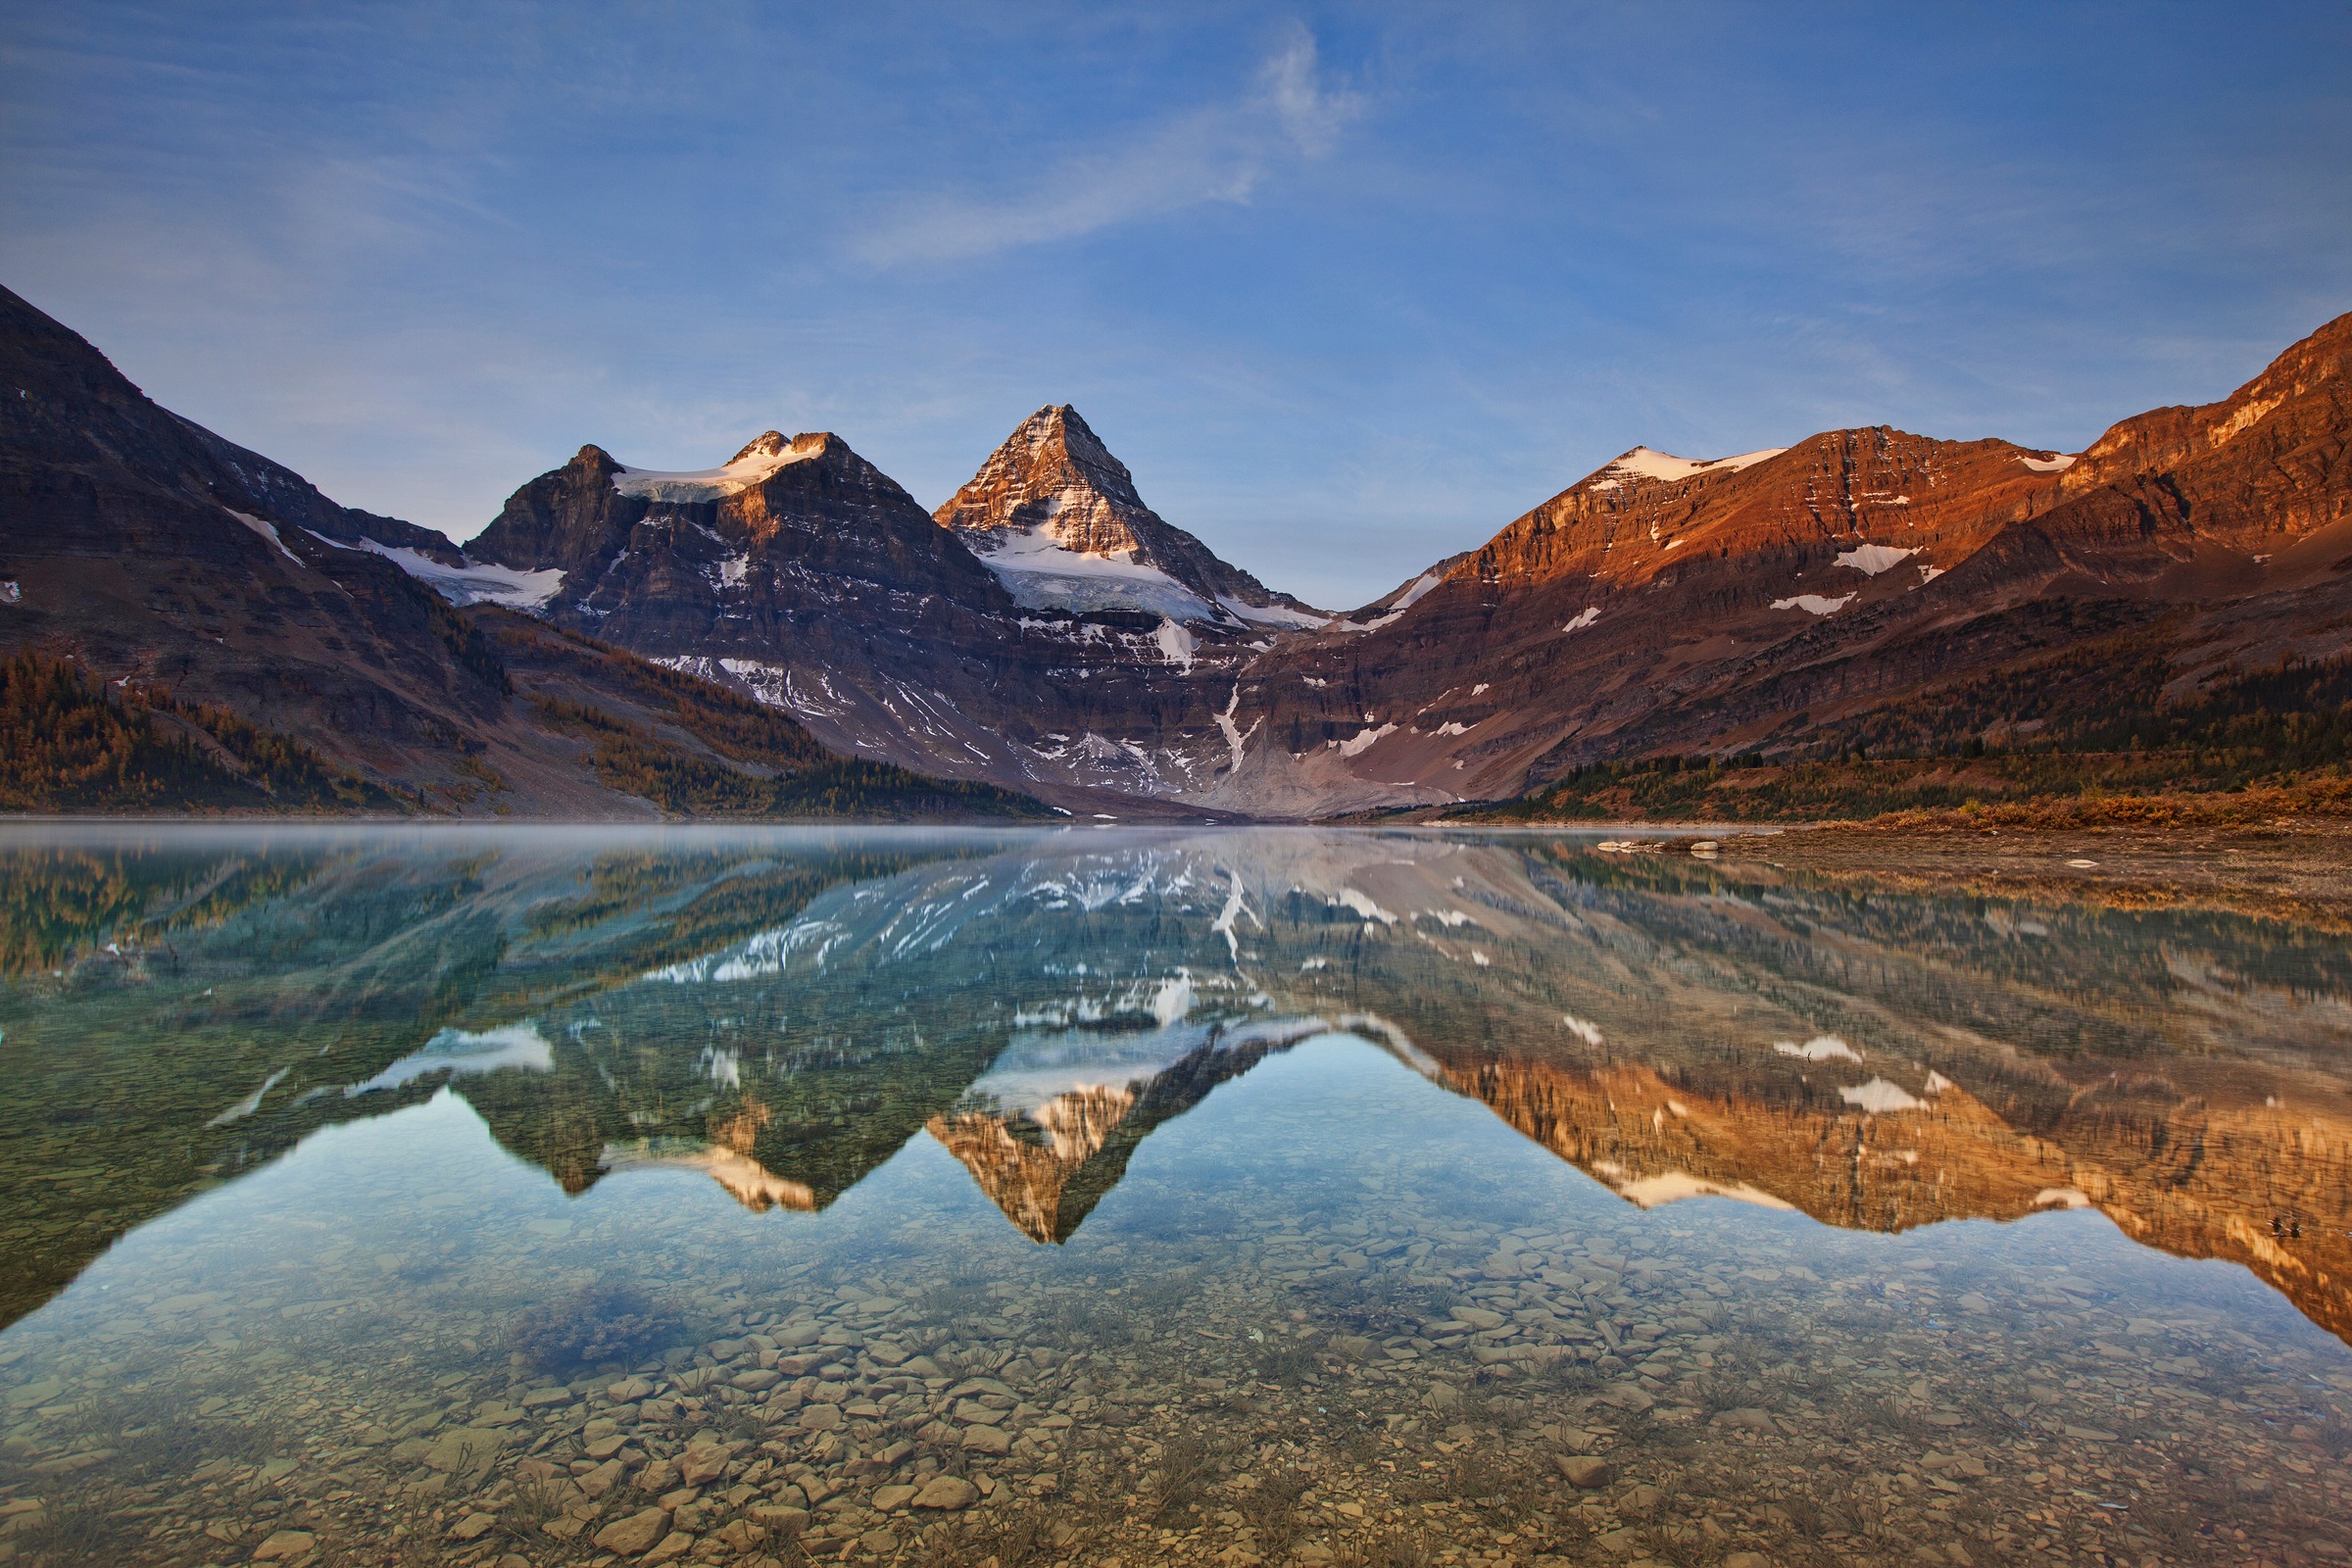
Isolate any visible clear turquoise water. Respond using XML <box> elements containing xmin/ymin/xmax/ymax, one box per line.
<box><xmin>0</xmin><ymin>826</ymin><xmax>2345</xmax><ymax>1567</ymax></box>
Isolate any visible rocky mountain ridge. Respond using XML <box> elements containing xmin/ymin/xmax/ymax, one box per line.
<box><xmin>462</xmin><ymin>410</ymin><xmax>1312</xmax><ymax>809</ymax></box>
<box><xmin>1227</xmin><ymin>312</ymin><xmax>2352</xmax><ymax>813</ymax></box>
<box><xmin>447</xmin><ymin>310</ymin><xmax>2351</xmax><ymax>818</ymax></box>
<box><xmin>7</xmin><ymin>273</ymin><xmax>2347</xmax><ymax>820</ymax></box>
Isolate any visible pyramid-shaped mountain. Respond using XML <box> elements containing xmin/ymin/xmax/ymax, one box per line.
<box><xmin>937</xmin><ymin>405</ymin><xmax>1325</xmax><ymax>627</ymax></box>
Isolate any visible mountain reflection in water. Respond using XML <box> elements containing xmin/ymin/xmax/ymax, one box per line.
<box><xmin>6</xmin><ymin>824</ymin><xmax>2352</xmax><ymax>1568</ymax></box>
<box><xmin>4</xmin><ymin>825</ymin><xmax>2347</xmax><ymax>1343</ymax></box>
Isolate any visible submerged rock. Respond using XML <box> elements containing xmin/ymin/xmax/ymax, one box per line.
<box><xmin>593</xmin><ymin>1506</ymin><xmax>671</xmax><ymax>1555</ymax></box>
<box><xmin>1553</xmin><ymin>1455</ymin><xmax>1612</xmax><ymax>1489</ymax></box>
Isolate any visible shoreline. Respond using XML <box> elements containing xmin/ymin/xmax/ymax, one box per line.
<box><xmin>1702</xmin><ymin>816</ymin><xmax>2352</xmax><ymax>931</ymax></box>
<box><xmin>5</xmin><ymin>812</ymin><xmax>2348</xmax><ymax>928</ymax></box>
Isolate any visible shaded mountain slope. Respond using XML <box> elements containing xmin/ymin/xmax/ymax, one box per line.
<box><xmin>0</xmin><ymin>282</ymin><xmax>459</xmax><ymax>565</ymax></box>
<box><xmin>0</xmin><ymin>285</ymin><xmax>1040</xmax><ymax>821</ymax></box>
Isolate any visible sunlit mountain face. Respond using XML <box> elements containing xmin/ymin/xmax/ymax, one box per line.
<box><xmin>5</xmin><ymin>824</ymin><xmax>2349</xmax><ymax>1567</ymax></box>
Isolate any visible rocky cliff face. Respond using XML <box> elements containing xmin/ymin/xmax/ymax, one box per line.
<box><xmin>467</xmin><ymin>442</ymin><xmax>647</xmax><ymax>581</ymax></box>
<box><xmin>2059</xmin><ymin>311</ymin><xmax>2352</xmax><ymax>543</ymax></box>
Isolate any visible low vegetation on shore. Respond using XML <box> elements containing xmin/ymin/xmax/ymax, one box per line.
<box><xmin>1468</xmin><ymin>651</ymin><xmax>2352</xmax><ymax>829</ymax></box>
<box><xmin>0</xmin><ymin>651</ymin><xmax>395</xmax><ymax>812</ymax></box>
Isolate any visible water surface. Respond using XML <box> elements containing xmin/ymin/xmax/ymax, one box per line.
<box><xmin>0</xmin><ymin>825</ymin><xmax>2346</xmax><ymax>1567</ymax></box>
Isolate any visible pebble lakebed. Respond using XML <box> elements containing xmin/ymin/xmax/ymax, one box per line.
<box><xmin>1</xmin><ymin>1054</ymin><xmax>2345</xmax><ymax>1568</ymax></box>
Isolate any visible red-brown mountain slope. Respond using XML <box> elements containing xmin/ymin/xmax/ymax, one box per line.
<box><xmin>1203</xmin><ymin>313</ymin><xmax>2352</xmax><ymax>814</ymax></box>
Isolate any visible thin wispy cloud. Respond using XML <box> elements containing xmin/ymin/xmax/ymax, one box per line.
<box><xmin>854</xmin><ymin>24</ymin><xmax>1362</xmax><ymax>267</ymax></box>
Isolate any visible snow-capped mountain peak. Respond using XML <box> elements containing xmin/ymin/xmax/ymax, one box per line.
<box><xmin>937</xmin><ymin>405</ymin><xmax>1325</xmax><ymax>625</ymax></box>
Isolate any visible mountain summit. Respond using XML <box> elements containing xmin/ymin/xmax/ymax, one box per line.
<box><xmin>936</xmin><ymin>405</ymin><xmax>1325</xmax><ymax>627</ymax></box>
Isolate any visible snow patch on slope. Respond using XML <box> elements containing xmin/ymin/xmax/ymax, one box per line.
<box><xmin>1365</xmin><ymin>570</ymin><xmax>1446</xmax><ymax>628</ymax></box>
<box><xmin>1771</xmin><ymin>592</ymin><xmax>1855</xmax><ymax>615</ymax></box>
<box><xmin>1589</xmin><ymin>445</ymin><xmax>1786</xmax><ymax>492</ymax></box>
<box><xmin>1561</xmin><ymin>607</ymin><xmax>1600</xmax><ymax>632</ymax></box>
<box><xmin>1217</xmin><ymin>594</ymin><xmax>1329</xmax><ymax>629</ymax></box>
<box><xmin>1392</xmin><ymin>570</ymin><xmax>1446</xmax><ymax>610</ymax></box>
<box><xmin>1839</xmin><ymin>1077</ymin><xmax>1925</xmax><ymax>1114</ymax></box>
<box><xmin>1356</xmin><ymin>568</ymin><xmax>1449</xmax><ymax>631</ymax></box>
<box><xmin>1214</xmin><ymin>686</ymin><xmax>1258</xmax><ymax>773</ymax></box>
<box><xmin>1153</xmin><ymin>617</ymin><xmax>1197</xmax><ymax>670</ymax></box>
<box><xmin>225</xmin><ymin>509</ymin><xmax>303</xmax><ymax>565</ymax></box>
<box><xmin>2018</xmin><ymin>452</ymin><xmax>2078</xmax><ymax>473</ymax></box>
<box><xmin>1364</xmin><ymin>570</ymin><xmax>1448</xmax><ymax>629</ymax></box>
<box><xmin>1834</xmin><ymin>543</ymin><xmax>1919</xmax><ymax>576</ymax></box>
<box><xmin>1775</xmin><ymin>1035</ymin><xmax>1861</xmax><ymax>1063</ymax></box>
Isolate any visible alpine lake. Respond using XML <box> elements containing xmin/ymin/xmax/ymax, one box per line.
<box><xmin>0</xmin><ymin>825</ymin><xmax>2346</xmax><ymax>1568</ymax></box>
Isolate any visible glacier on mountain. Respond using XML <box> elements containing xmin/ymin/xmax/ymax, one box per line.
<box><xmin>969</xmin><ymin>524</ymin><xmax>1225</xmax><ymax>621</ymax></box>
<box><xmin>313</xmin><ymin>532</ymin><xmax>566</xmax><ymax>609</ymax></box>
<box><xmin>610</xmin><ymin>433</ymin><xmax>819</xmax><ymax>502</ymax></box>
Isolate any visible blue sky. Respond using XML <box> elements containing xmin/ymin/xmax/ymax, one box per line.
<box><xmin>5</xmin><ymin>3</ymin><xmax>2348</xmax><ymax>608</ymax></box>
